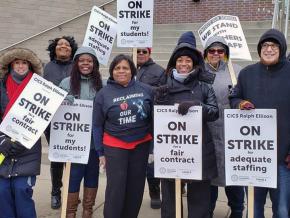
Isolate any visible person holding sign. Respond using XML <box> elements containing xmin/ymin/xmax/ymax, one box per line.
<box><xmin>204</xmin><ymin>36</ymin><xmax>245</xmax><ymax>218</ymax></box>
<box><xmin>229</xmin><ymin>29</ymin><xmax>290</xmax><ymax>218</ymax></box>
<box><xmin>59</xmin><ymin>46</ymin><xmax>103</xmax><ymax>218</ymax></box>
<box><xmin>155</xmin><ymin>31</ymin><xmax>219</xmax><ymax>218</ymax></box>
<box><xmin>0</xmin><ymin>48</ymin><xmax>43</xmax><ymax>218</ymax></box>
<box><xmin>136</xmin><ymin>47</ymin><xmax>165</xmax><ymax>209</ymax></box>
<box><xmin>93</xmin><ymin>54</ymin><xmax>154</xmax><ymax>218</ymax></box>
<box><xmin>44</xmin><ymin>35</ymin><xmax>78</xmax><ymax>210</ymax></box>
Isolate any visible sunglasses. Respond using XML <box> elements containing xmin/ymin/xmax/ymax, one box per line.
<box><xmin>208</xmin><ymin>49</ymin><xmax>225</xmax><ymax>54</ymax></box>
<box><xmin>137</xmin><ymin>50</ymin><xmax>148</xmax><ymax>54</ymax></box>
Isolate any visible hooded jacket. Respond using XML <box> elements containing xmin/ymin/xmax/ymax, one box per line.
<box><xmin>0</xmin><ymin>48</ymin><xmax>43</xmax><ymax>178</ymax></box>
<box><xmin>229</xmin><ymin>28</ymin><xmax>290</xmax><ymax>164</ymax></box>
<box><xmin>136</xmin><ymin>58</ymin><xmax>166</xmax><ymax>87</ymax></box>
<box><xmin>204</xmin><ymin>36</ymin><xmax>242</xmax><ymax>186</ymax></box>
<box><xmin>159</xmin><ymin>31</ymin><xmax>219</xmax><ymax>180</ymax></box>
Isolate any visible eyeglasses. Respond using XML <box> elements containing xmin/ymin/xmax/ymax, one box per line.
<box><xmin>208</xmin><ymin>49</ymin><xmax>225</xmax><ymax>55</ymax></box>
<box><xmin>137</xmin><ymin>50</ymin><xmax>148</xmax><ymax>54</ymax></box>
<box><xmin>261</xmin><ymin>42</ymin><xmax>279</xmax><ymax>51</ymax></box>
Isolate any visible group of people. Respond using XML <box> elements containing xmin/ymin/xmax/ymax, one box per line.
<box><xmin>0</xmin><ymin>27</ymin><xmax>289</xmax><ymax>218</ymax></box>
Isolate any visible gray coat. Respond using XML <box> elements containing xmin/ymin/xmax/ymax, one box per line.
<box><xmin>204</xmin><ymin>36</ymin><xmax>241</xmax><ymax>186</ymax></box>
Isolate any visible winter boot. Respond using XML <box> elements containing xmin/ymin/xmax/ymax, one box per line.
<box><xmin>66</xmin><ymin>192</ymin><xmax>80</xmax><ymax>218</ymax></box>
<box><xmin>148</xmin><ymin>179</ymin><xmax>161</xmax><ymax>209</ymax></box>
<box><xmin>82</xmin><ymin>187</ymin><xmax>97</xmax><ymax>218</ymax></box>
<box><xmin>50</xmin><ymin>167</ymin><xmax>63</xmax><ymax>209</ymax></box>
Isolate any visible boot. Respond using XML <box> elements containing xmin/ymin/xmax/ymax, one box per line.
<box><xmin>82</xmin><ymin>187</ymin><xmax>97</xmax><ymax>218</ymax></box>
<box><xmin>148</xmin><ymin>180</ymin><xmax>161</xmax><ymax>209</ymax></box>
<box><xmin>66</xmin><ymin>192</ymin><xmax>79</xmax><ymax>218</ymax></box>
<box><xmin>50</xmin><ymin>167</ymin><xmax>63</xmax><ymax>209</ymax></box>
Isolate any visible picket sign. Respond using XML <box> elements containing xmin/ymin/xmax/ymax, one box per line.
<box><xmin>61</xmin><ymin>162</ymin><xmax>71</xmax><ymax>218</ymax></box>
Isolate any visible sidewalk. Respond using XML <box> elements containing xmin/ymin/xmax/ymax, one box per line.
<box><xmin>35</xmin><ymin>144</ymin><xmax>273</xmax><ymax>218</ymax></box>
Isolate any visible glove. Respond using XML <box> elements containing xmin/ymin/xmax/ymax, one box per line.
<box><xmin>285</xmin><ymin>154</ymin><xmax>290</xmax><ymax>169</ymax></box>
<box><xmin>65</xmin><ymin>94</ymin><xmax>75</xmax><ymax>104</ymax></box>
<box><xmin>148</xmin><ymin>154</ymin><xmax>154</xmax><ymax>164</ymax></box>
<box><xmin>9</xmin><ymin>141</ymin><xmax>27</xmax><ymax>157</ymax></box>
<box><xmin>154</xmin><ymin>85</ymin><xmax>169</xmax><ymax>104</ymax></box>
<box><xmin>239</xmin><ymin>100</ymin><xmax>255</xmax><ymax>110</ymax></box>
<box><xmin>178</xmin><ymin>100</ymin><xmax>201</xmax><ymax>115</ymax></box>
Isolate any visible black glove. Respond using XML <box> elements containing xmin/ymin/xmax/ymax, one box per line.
<box><xmin>154</xmin><ymin>85</ymin><xmax>169</xmax><ymax>104</ymax></box>
<box><xmin>9</xmin><ymin>141</ymin><xmax>27</xmax><ymax>157</ymax></box>
<box><xmin>178</xmin><ymin>100</ymin><xmax>201</xmax><ymax>115</ymax></box>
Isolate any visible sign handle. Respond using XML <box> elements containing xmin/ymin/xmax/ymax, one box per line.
<box><xmin>61</xmin><ymin>162</ymin><xmax>71</xmax><ymax>218</ymax></box>
<box><xmin>228</xmin><ymin>59</ymin><xmax>237</xmax><ymax>86</ymax></box>
<box><xmin>175</xmin><ymin>178</ymin><xmax>182</xmax><ymax>218</ymax></box>
<box><xmin>248</xmin><ymin>186</ymin><xmax>254</xmax><ymax>218</ymax></box>
<box><xmin>132</xmin><ymin>48</ymin><xmax>137</xmax><ymax>67</ymax></box>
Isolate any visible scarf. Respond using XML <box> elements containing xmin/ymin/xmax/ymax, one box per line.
<box><xmin>3</xmin><ymin>72</ymin><xmax>33</xmax><ymax>118</ymax></box>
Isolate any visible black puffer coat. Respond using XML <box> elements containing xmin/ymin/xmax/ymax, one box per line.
<box><xmin>158</xmin><ymin>69</ymin><xmax>219</xmax><ymax>180</ymax></box>
<box><xmin>0</xmin><ymin>48</ymin><xmax>42</xmax><ymax>178</ymax></box>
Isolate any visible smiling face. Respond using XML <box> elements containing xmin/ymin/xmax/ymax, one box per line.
<box><xmin>206</xmin><ymin>46</ymin><xmax>225</xmax><ymax>68</ymax></box>
<box><xmin>175</xmin><ymin>56</ymin><xmax>193</xmax><ymax>74</ymax></box>
<box><xmin>55</xmin><ymin>38</ymin><xmax>72</xmax><ymax>61</ymax></box>
<box><xmin>112</xmin><ymin>59</ymin><xmax>132</xmax><ymax>86</ymax></box>
<box><xmin>78</xmin><ymin>54</ymin><xmax>94</xmax><ymax>75</ymax></box>
<box><xmin>260</xmin><ymin>41</ymin><xmax>280</xmax><ymax>66</ymax></box>
<box><xmin>11</xmin><ymin>59</ymin><xmax>30</xmax><ymax>75</ymax></box>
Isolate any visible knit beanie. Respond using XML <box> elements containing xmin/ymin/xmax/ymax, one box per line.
<box><xmin>172</xmin><ymin>47</ymin><xmax>199</xmax><ymax>65</ymax></box>
<box><xmin>73</xmin><ymin>46</ymin><xmax>98</xmax><ymax>61</ymax></box>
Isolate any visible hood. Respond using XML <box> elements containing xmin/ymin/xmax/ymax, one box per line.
<box><xmin>0</xmin><ymin>48</ymin><xmax>43</xmax><ymax>78</ymax></box>
<box><xmin>257</xmin><ymin>28</ymin><xmax>287</xmax><ymax>60</ymax></box>
<box><xmin>167</xmin><ymin>31</ymin><xmax>204</xmax><ymax>70</ymax></box>
<box><xmin>204</xmin><ymin>35</ymin><xmax>229</xmax><ymax>59</ymax></box>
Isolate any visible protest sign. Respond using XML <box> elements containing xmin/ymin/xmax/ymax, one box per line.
<box><xmin>154</xmin><ymin>105</ymin><xmax>202</xmax><ymax>180</ymax></box>
<box><xmin>49</xmin><ymin>99</ymin><xmax>93</xmax><ymax>164</ymax></box>
<box><xmin>83</xmin><ymin>6</ymin><xmax>117</xmax><ymax>66</ymax></box>
<box><xmin>0</xmin><ymin>74</ymin><xmax>67</xmax><ymax>148</ymax></box>
<box><xmin>224</xmin><ymin>109</ymin><xmax>277</xmax><ymax>188</ymax></box>
<box><xmin>198</xmin><ymin>15</ymin><xmax>252</xmax><ymax>60</ymax></box>
<box><xmin>117</xmin><ymin>0</ymin><xmax>153</xmax><ymax>47</ymax></box>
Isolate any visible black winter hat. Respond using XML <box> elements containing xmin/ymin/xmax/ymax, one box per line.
<box><xmin>172</xmin><ymin>47</ymin><xmax>199</xmax><ymax>64</ymax></box>
<box><xmin>177</xmin><ymin>31</ymin><xmax>196</xmax><ymax>48</ymax></box>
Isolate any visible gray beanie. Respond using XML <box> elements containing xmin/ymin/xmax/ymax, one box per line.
<box><xmin>73</xmin><ymin>46</ymin><xmax>97</xmax><ymax>60</ymax></box>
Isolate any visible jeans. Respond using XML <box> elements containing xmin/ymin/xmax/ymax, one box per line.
<box><xmin>277</xmin><ymin>164</ymin><xmax>290</xmax><ymax>218</ymax></box>
<box><xmin>0</xmin><ymin>176</ymin><xmax>37</xmax><ymax>218</ymax></box>
<box><xmin>69</xmin><ymin>149</ymin><xmax>99</xmax><ymax>192</ymax></box>
<box><xmin>210</xmin><ymin>185</ymin><xmax>244</xmax><ymax>215</ymax></box>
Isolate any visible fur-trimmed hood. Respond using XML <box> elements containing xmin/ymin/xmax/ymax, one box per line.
<box><xmin>0</xmin><ymin>48</ymin><xmax>43</xmax><ymax>78</ymax></box>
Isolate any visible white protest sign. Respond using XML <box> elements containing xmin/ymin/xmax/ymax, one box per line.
<box><xmin>154</xmin><ymin>105</ymin><xmax>202</xmax><ymax>180</ymax></box>
<box><xmin>117</xmin><ymin>0</ymin><xmax>153</xmax><ymax>47</ymax></box>
<box><xmin>198</xmin><ymin>15</ymin><xmax>252</xmax><ymax>60</ymax></box>
<box><xmin>83</xmin><ymin>6</ymin><xmax>117</xmax><ymax>66</ymax></box>
<box><xmin>224</xmin><ymin>109</ymin><xmax>277</xmax><ymax>188</ymax></box>
<box><xmin>49</xmin><ymin>99</ymin><xmax>93</xmax><ymax>164</ymax></box>
<box><xmin>0</xmin><ymin>74</ymin><xmax>67</xmax><ymax>149</ymax></box>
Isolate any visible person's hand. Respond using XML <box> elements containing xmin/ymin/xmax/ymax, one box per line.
<box><xmin>285</xmin><ymin>154</ymin><xmax>290</xmax><ymax>169</ymax></box>
<box><xmin>148</xmin><ymin>154</ymin><xmax>154</xmax><ymax>164</ymax></box>
<box><xmin>99</xmin><ymin>156</ymin><xmax>106</xmax><ymax>173</ymax></box>
<box><xmin>178</xmin><ymin>100</ymin><xmax>201</xmax><ymax>115</ymax></box>
<box><xmin>65</xmin><ymin>95</ymin><xmax>75</xmax><ymax>104</ymax></box>
<box><xmin>239</xmin><ymin>100</ymin><xmax>255</xmax><ymax>110</ymax></box>
<box><xmin>154</xmin><ymin>85</ymin><xmax>169</xmax><ymax>103</ymax></box>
